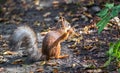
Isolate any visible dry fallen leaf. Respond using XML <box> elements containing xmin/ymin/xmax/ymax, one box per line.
<box><xmin>84</xmin><ymin>45</ymin><xmax>93</xmax><ymax>50</ymax></box>
<box><xmin>67</xmin><ymin>34</ymin><xmax>81</xmax><ymax>43</ymax></box>
<box><xmin>83</xmin><ymin>12</ymin><xmax>93</xmax><ymax>18</ymax></box>
<box><xmin>83</xmin><ymin>26</ymin><xmax>89</xmax><ymax>34</ymax></box>
<box><xmin>12</xmin><ymin>59</ymin><xmax>24</xmax><ymax>64</ymax></box>
<box><xmin>52</xmin><ymin>1</ymin><xmax>59</xmax><ymax>7</ymax></box>
<box><xmin>0</xmin><ymin>56</ymin><xmax>7</xmax><ymax>63</ymax></box>
<box><xmin>68</xmin><ymin>35</ymin><xmax>82</xmax><ymax>49</ymax></box>
<box><xmin>36</xmin><ymin>68</ymin><xmax>44</xmax><ymax>72</ymax></box>
<box><xmin>73</xmin><ymin>50</ymin><xmax>80</xmax><ymax>55</ymax></box>
<box><xmin>87</xmin><ymin>69</ymin><xmax>102</xmax><ymax>73</ymax></box>
<box><xmin>2</xmin><ymin>43</ymin><xmax>8</xmax><ymax>47</ymax></box>
<box><xmin>34</xmin><ymin>21</ymin><xmax>40</xmax><ymax>26</ymax></box>
<box><xmin>34</xmin><ymin>0</ymin><xmax>40</xmax><ymax>5</ymax></box>
<box><xmin>72</xmin><ymin>63</ymin><xmax>76</xmax><ymax>68</ymax></box>
<box><xmin>72</xmin><ymin>18</ymin><xmax>79</xmax><ymax>22</ymax></box>
<box><xmin>3</xmin><ymin>51</ymin><xmax>18</xmax><ymax>55</ymax></box>
<box><xmin>40</xmin><ymin>31</ymin><xmax>48</xmax><ymax>36</ymax></box>
<box><xmin>88</xmin><ymin>24</ymin><xmax>97</xmax><ymax>29</ymax></box>
<box><xmin>52</xmin><ymin>1</ymin><xmax>59</xmax><ymax>5</ymax></box>
<box><xmin>40</xmin><ymin>61</ymin><xmax>46</xmax><ymax>65</ymax></box>
<box><xmin>46</xmin><ymin>62</ymin><xmax>58</xmax><ymax>66</ymax></box>
<box><xmin>117</xmin><ymin>61</ymin><xmax>120</xmax><ymax>68</ymax></box>
<box><xmin>53</xmin><ymin>68</ymin><xmax>59</xmax><ymax>73</ymax></box>
<box><xmin>43</xmin><ymin>12</ymin><xmax>51</xmax><ymax>17</ymax></box>
<box><xmin>0</xmin><ymin>16</ymin><xmax>9</xmax><ymax>22</ymax></box>
<box><xmin>68</xmin><ymin>42</ymin><xmax>77</xmax><ymax>49</ymax></box>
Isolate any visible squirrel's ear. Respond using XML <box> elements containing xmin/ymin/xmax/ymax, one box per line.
<box><xmin>59</xmin><ymin>16</ymin><xmax>65</xmax><ymax>28</ymax></box>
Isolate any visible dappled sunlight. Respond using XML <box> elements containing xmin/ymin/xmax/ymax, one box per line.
<box><xmin>0</xmin><ymin>0</ymin><xmax>120</xmax><ymax>73</ymax></box>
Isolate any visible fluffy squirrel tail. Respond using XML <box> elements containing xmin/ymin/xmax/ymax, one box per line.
<box><xmin>9</xmin><ymin>25</ymin><xmax>41</xmax><ymax>61</ymax></box>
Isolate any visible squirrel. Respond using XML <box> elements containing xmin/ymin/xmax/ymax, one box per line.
<box><xmin>9</xmin><ymin>16</ymin><xmax>75</xmax><ymax>61</ymax></box>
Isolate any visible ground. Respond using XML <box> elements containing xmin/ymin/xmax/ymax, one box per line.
<box><xmin>0</xmin><ymin>0</ymin><xmax>120</xmax><ymax>73</ymax></box>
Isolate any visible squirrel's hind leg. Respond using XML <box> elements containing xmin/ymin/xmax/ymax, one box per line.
<box><xmin>55</xmin><ymin>45</ymin><xmax>69</xmax><ymax>59</ymax></box>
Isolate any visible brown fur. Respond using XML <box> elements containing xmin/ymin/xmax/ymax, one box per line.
<box><xmin>42</xmin><ymin>28</ymin><xmax>74</xmax><ymax>60</ymax></box>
